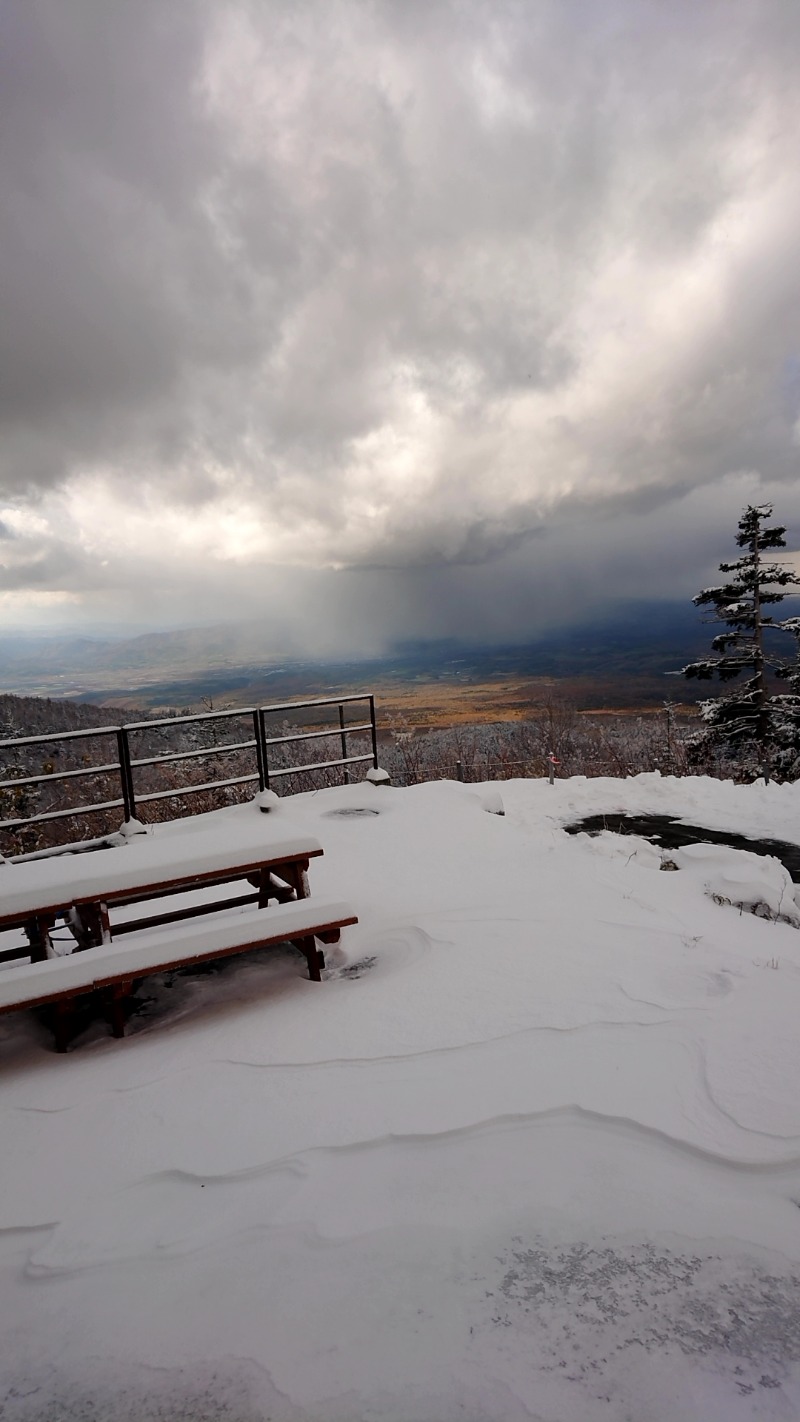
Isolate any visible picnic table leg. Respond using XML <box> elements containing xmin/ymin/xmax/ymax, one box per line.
<box><xmin>104</xmin><ymin>980</ymin><xmax>133</xmax><ymax>1039</ymax></box>
<box><xmin>255</xmin><ymin>868</ymin><xmax>277</xmax><ymax>908</ymax></box>
<box><xmin>51</xmin><ymin>998</ymin><xmax>73</xmax><ymax>1052</ymax></box>
<box><xmin>250</xmin><ymin>869</ymin><xmax>292</xmax><ymax>906</ymax></box>
<box><xmin>25</xmin><ymin>915</ymin><xmax>56</xmax><ymax>962</ymax></box>
<box><xmin>296</xmin><ymin>936</ymin><xmax>323</xmax><ymax>981</ymax></box>
<box><xmin>283</xmin><ymin>861</ymin><xmax>310</xmax><ymax>901</ymax></box>
<box><xmin>67</xmin><ymin>907</ymin><xmax>91</xmax><ymax>951</ymax></box>
<box><xmin>69</xmin><ymin>903</ymin><xmax>102</xmax><ymax>950</ymax></box>
<box><xmin>97</xmin><ymin>902</ymin><xmax>112</xmax><ymax>945</ymax></box>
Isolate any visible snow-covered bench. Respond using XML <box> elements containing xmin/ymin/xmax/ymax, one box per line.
<box><xmin>0</xmin><ymin>898</ymin><xmax>357</xmax><ymax>1050</ymax></box>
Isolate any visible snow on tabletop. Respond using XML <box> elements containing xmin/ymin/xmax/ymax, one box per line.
<box><xmin>0</xmin><ymin>811</ymin><xmax>323</xmax><ymax>918</ymax></box>
<box><xmin>2</xmin><ymin>774</ymin><xmax>800</xmax><ymax>1420</ymax></box>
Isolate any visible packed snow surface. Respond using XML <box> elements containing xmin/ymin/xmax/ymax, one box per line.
<box><xmin>2</xmin><ymin>773</ymin><xmax>800</xmax><ymax>1420</ymax></box>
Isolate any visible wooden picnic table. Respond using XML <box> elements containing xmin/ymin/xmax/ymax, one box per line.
<box><xmin>0</xmin><ymin>828</ymin><xmax>324</xmax><ymax>962</ymax></box>
<box><xmin>0</xmin><ymin>823</ymin><xmax>358</xmax><ymax>1048</ymax></box>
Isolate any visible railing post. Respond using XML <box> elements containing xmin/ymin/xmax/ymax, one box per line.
<box><xmin>117</xmin><ymin>727</ymin><xmax>137</xmax><ymax>822</ymax></box>
<box><xmin>253</xmin><ymin>709</ymin><xmax>267</xmax><ymax>792</ymax></box>
<box><xmin>338</xmin><ymin>704</ymin><xmax>350</xmax><ymax>785</ymax></box>
<box><xmin>369</xmin><ymin>695</ymin><xmax>378</xmax><ymax>769</ymax></box>
<box><xmin>258</xmin><ymin>709</ymin><xmax>270</xmax><ymax>789</ymax></box>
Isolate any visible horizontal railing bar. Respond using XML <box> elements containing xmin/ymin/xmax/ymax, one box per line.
<box><xmin>130</xmin><ymin>738</ymin><xmax>257</xmax><ymax>770</ymax></box>
<box><xmin>0</xmin><ymin>761</ymin><xmax>121</xmax><ymax>791</ymax></box>
<box><xmin>259</xmin><ymin>694</ymin><xmax>371</xmax><ymax>714</ymax></box>
<box><xmin>268</xmin><ymin>752</ymin><xmax>374</xmax><ymax>779</ymax></box>
<box><xmin>134</xmin><ymin>772</ymin><xmax>260</xmax><ymax>804</ymax></box>
<box><xmin>11</xmin><ymin>835</ymin><xmax>122</xmax><ymax>863</ymax></box>
<box><xmin>264</xmin><ymin>722</ymin><xmax>373</xmax><ymax>748</ymax></box>
<box><xmin>0</xmin><ymin>724</ymin><xmax>120</xmax><ymax>751</ymax></box>
<box><xmin>0</xmin><ymin>696</ymin><xmax>372</xmax><ymax>745</ymax></box>
<box><xmin>124</xmin><ymin>706</ymin><xmax>257</xmax><ymax>732</ymax></box>
<box><xmin>122</xmin><ymin>694</ymin><xmax>370</xmax><ymax>734</ymax></box>
<box><xmin>0</xmin><ymin>797</ymin><xmax>126</xmax><ymax>831</ymax></box>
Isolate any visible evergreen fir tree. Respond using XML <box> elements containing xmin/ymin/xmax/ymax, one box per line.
<box><xmin>683</xmin><ymin>504</ymin><xmax>800</xmax><ymax>776</ymax></box>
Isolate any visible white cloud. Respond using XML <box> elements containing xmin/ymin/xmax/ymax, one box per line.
<box><xmin>1</xmin><ymin>0</ymin><xmax>799</xmax><ymax>644</ymax></box>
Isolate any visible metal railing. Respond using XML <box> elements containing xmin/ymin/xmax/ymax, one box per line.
<box><xmin>0</xmin><ymin>694</ymin><xmax>379</xmax><ymax>855</ymax></box>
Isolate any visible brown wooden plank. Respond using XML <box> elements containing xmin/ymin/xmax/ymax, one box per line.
<box><xmin>88</xmin><ymin>850</ymin><xmax>322</xmax><ymax>910</ymax></box>
<box><xmin>0</xmin><ymin>913</ymin><xmax>358</xmax><ymax>1019</ymax></box>
<box><xmin>111</xmin><ymin>892</ymin><xmax>260</xmax><ymax>935</ymax></box>
<box><xmin>0</xmin><ymin>848</ymin><xmax>323</xmax><ymax>931</ymax></box>
<box><xmin>91</xmin><ymin>914</ymin><xmax>358</xmax><ymax>987</ymax></box>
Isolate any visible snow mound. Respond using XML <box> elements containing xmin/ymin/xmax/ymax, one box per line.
<box><xmin>672</xmin><ymin>842</ymin><xmax>800</xmax><ymax>926</ymax></box>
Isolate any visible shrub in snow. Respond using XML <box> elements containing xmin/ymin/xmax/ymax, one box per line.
<box><xmin>672</xmin><ymin>842</ymin><xmax>800</xmax><ymax>927</ymax></box>
<box><xmin>478</xmin><ymin>787</ymin><xmax>505</xmax><ymax>816</ymax></box>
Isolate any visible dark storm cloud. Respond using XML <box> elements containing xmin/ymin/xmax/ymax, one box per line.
<box><xmin>1</xmin><ymin>1</ymin><xmax>272</xmax><ymax>488</ymax></box>
<box><xmin>1</xmin><ymin>0</ymin><xmax>800</xmax><ymax>640</ymax></box>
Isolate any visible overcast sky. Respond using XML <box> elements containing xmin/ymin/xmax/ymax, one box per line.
<box><xmin>2</xmin><ymin>0</ymin><xmax>799</xmax><ymax>652</ymax></box>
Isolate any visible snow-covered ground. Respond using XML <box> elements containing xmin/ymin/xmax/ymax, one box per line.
<box><xmin>2</xmin><ymin>773</ymin><xmax>800</xmax><ymax>1421</ymax></box>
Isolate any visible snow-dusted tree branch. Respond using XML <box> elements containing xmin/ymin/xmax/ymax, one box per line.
<box><xmin>683</xmin><ymin>504</ymin><xmax>800</xmax><ymax>777</ymax></box>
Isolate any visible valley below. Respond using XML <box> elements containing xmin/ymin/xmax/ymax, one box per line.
<box><xmin>0</xmin><ymin>600</ymin><xmax>708</xmax><ymax>722</ymax></box>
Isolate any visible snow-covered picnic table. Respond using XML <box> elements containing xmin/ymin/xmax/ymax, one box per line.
<box><xmin>0</xmin><ymin>823</ymin><xmax>324</xmax><ymax>960</ymax></box>
<box><xmin>0</xmin><ymin>813</ymin><xmax>358</xmax><ymax>1046</ymax></box>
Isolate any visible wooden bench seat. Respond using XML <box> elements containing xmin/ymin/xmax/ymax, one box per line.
<box><xmin>0</xmin><ymin>898</ymin><xmax>357</xmax><ymax>1050</ymax></box>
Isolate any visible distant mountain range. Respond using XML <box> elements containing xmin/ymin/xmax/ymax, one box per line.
<box><xmin>0</xmin><ymin>622</ymin><xmax>292</xmax><ymax>677</ymax></box>
<box><xmin>0</xmin><ymin>600</ymin><xmax>722</xmax><ymax>709</ymax></box>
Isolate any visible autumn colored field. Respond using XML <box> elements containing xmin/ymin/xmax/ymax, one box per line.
<box><xmin>368</xmin><ymin>675</ymin><xmax>695</xmax><ymax>730</ymax></box>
